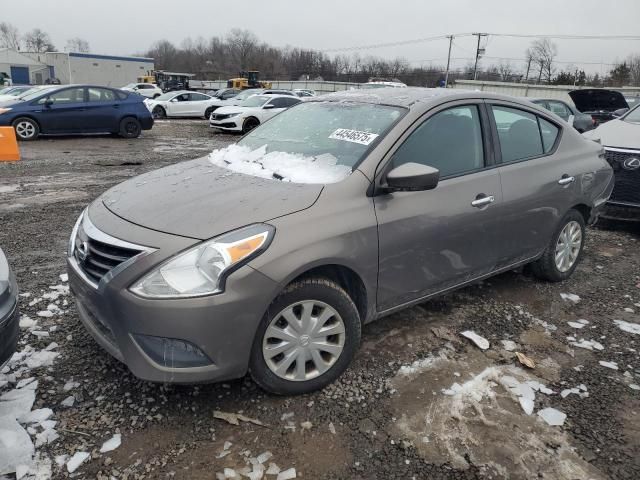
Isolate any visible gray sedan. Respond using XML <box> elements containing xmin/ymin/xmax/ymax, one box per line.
<box><xmin>0</xmin><ymin>247</ymin><xmax>19</xmax><ymax>368</ymax></box>
<box><xmin>527</xmin><ymin>98</ymin><xmax>595</xmax><ymax>133</ymax></box>
<box><xmin>68</xmin><ymin>88</ymin><xmax>613</xmax><ymax>394</ymax></box>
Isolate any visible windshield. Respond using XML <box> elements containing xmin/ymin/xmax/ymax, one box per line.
<box><xmin>208</xmin><ymin>101</ymin><xmax>405</xmax><ymax>184</ymax></box>
<box><xmin>624</xmin><ymin>104</ymin><xmax>640</xmax><ymax>124</ymax></box>
<box><xmin>155</xmin><ymin>92</ymin><xmax>177</xmax><ymax>101</ymax></box>
<box><xmin>2</xmin><ymin>86</ymin><xmax>29</xmax><ymax>96</ymax></box>
<box><xmin>19</xmin><ymin>87</ymin><xmax>58</xmax><ymax>101</ymax></box>
<box><xmin>234</xmin><ymin>89</ymin><xmax>263</xmax><ymax>101</ymax></box>
<box><xmin>240</xmin><ymin>95</ymin><xmax>270</xmax><ymax>108</ymax></box>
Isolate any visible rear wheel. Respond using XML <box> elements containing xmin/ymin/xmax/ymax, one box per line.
<box><xmin>242</xmin><ymin>117</ymin><xmax>260</xmax><ymax>134</ymax></box>
<box><xmin>152</xmin><ymin>106</ymin><xmax>166</xmax><ymax>119</ymax></box>
<box><xmin>12</xmin><ymin>117</ymin><xmax>39</xmax><ymax>141</ymax></box>
<box><xmin>249</xmin><ymin>278</ymin><xmax>361</xmax><ymax>395</ymax></box>
<box><xmin>118</xmin><ymin>117</ymin><xmax>142</xmax><ymax>138</ymax></box>
<box><xmin>532</xmin><ymin>209</ymin><xmax>585</xmax><ymax>282</ymax></box>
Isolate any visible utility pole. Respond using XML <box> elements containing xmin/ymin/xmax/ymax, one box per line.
<box><xmin>444</xmin><ymin>35</ymin><xmax>453</xmax><ymax>88</ymax></box>
<box><xmin>472</xmin><ymin>33</ymin><xmax>488</xmax><ymax>81</ymax></box>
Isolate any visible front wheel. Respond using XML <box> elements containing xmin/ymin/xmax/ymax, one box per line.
<box><xmin>118</xmin><ymin>117</ymin><xmax>142</xmax><ymax>139</ymax></box>
<box><xmin>531</xmin><ymin>209</ymin><xmax>585</xmax><ymax>282</ymax></box>
<box><xmin>12</xmin><ymin>117</ymin><xmax>40</xmax><ymax>141</ymax></box>
<box><xmin>204</xmin><ymin>107</ymin><xmax>214</xmax><ymax>119</ymax></box>
<box><xmin>152</xmin><ymin>106</ymin><xmax>166</xmax><ymax>119</ymax></box>
<box><xmin>242</xmin><ymin>117</ymin><xmax>260</xmax><ymax>134</ymax></box>
<box><xmin>249</xmin><ymin>278</ymin><xmax>361</xmax><ymax>395</ymax></box>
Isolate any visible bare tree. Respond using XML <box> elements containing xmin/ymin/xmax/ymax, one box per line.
<box><xmin>226</xmin><ymin>29</ymin><xmax>258</xmax><ymax>71</ymax></box>
<box><xmin>24</xmin><ymin>28</ymin><xmax>55</xmax><ymax>52</ymax></box>
<box><xmin>498</xmin><ymin>61</ymin><xmax>514</xmax><ymax>81</ymax></box>
<box><xmin>523</xmin><ymin>48</ymin><xmax>535</xmax><ymax>82</ymax></box>
<box><xmin>65</xmin><ymin>37</ymin><xmax>90</xmax><ymax>53</ymax></box>
<box><xmin>627</xmin><ymin>54</ymin><xmax>640</xmax><ymax>87</ymax></box>
<box><xmin>0</xmin><ymin>22</ymin><xmax>20</xmax><ymax>50</ymax></box>
<box><xmin>530</xmin><ymin>38</ymin><xmax>558</xmax><ymax>84</ymax></box>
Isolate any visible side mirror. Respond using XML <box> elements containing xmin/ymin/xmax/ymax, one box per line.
<box><xmin>385</xmin><ymin>162</ymin><xmax>440</xmax><ymax>192</ymax></box>
<box><xmin>43</xmin><ymin>98</ymin><xmax>53</xmax><ymax>107</ymax></box>
<box><xmin>263</xmin><ymin>104</ymin><xmax>276</xmax><ymax>109</ymax></box>
<box><xmin>170</xmin><ymin>98</ymin><xmax>178</xmax><ymax>103</ymax></box>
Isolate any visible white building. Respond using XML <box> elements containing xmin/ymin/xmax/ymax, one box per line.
<box><xmin>24</xmin><ymin>51</ymin><xmax>154</xmax><ymax>87</ymax></box>
<box><xmin>0</xmin><ymin>48</ymin><xmax>53</xmax><ymax>85</ymax></box>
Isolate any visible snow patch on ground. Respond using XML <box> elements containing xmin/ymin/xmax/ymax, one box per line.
<box><xmin>614</xmin><ymin>320</ymin><xmax>640</xmax><ymax>335</ymax></box>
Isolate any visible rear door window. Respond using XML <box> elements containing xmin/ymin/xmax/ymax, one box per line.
<box><xmin>491</xmin><ymin>106</ymin><xmax>544</xmax><ymax>163</ymax></box>
<box><xmin>391</xmin><ymin>105</ymin><xmax>485</xmax><ymax>178</ymax></box>
<box><xmin>88</xmin><ymin>88</ymin><xmax>116</xmax><ymax>102</ymax></box>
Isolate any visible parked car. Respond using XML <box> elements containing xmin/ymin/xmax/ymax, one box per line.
<box><xmin>67</xmin><ymin>88</ymin><xmax>612</xmax><ymax>395</ymax></box>
<box><xmin>205</xmin><ymin>89</ymin><xmax>295</xmax><ymax>115</ymax></box>
<box><xmin>569</xmin><ymin>89</ymin><xmax>629</xmax><ymax>126</ymax></box>
<box><xmin>213</xmin><ymin>88</ymin><xmax>241</xmax><ymax>100</ymax></box>
<box><xmin>0</xmin><ymin>85</ymin><xmax>34</xmax><ymax>103</ymax></box>
<box><xmin>121</xmin><ymin>83</ymin><xmax>163</xmax><ymax>99</ymax></box>
<box><xmin>210</xmin><ymin>94</ymin><xmax>301</xmax><ymax>133</ymax></box>
<box><xmin>0</xmin><ymin>246</ymin><xmax>19</xmax><ymax>368</ymax></box>
<box><xmin>294</xmin><ymin>89</ymin><xmax>317</xmax><ymax>97</ymax></box>
<box><xmin>583</xmin><ymin>104</ymin><xmax>640</xmax><ymax>221</ymax></box>
<box><xmin>527</xmin><ymin>98</ymin><xmax>595</xmax><ymax>133</ymax></box>
<box><xmin>0</xmin><ymin>85</ymin><xmax>153</xmax><ymax>140</ymax></box>
<box><xmin>144</xmin><ymin>90</ymin><xmax>220</xmax><ymax>119</ymax></box>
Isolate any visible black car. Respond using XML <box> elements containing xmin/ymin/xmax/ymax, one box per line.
<box><xmin>569</xmin><ymin>89</ymin><xmax>629</xmax><ymax>126</ymax></box>
<box><xmin>0</xmin><ymin>247</ymin><xmax>18</xmax><ymax>367</ymax></box>
<box><xmin>528</xmin><ymin>98</ymin><xmax>595</xmax><ymax>133</ymax></box>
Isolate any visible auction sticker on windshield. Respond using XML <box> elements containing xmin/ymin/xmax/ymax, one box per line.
<box><xmin>329</xmin><ymin>129</ymin><xmax>379</xmax><ymax>146</ymax></box>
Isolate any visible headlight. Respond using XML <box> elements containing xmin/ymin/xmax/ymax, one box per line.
<box><xmin>0</xmin><ymin>108</ymin><xmax>12</xmax><ymax>115</ymax></box>
<box><xmin>130</xmin><ymin>224</ymin><xmax>274</xmax><ymax>299</ymax></box>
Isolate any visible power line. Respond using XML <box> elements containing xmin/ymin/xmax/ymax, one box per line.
<box><xmin>321</xmin><ymin>32</ymin><xmax>640</xmax><ymax>53</ymax></box>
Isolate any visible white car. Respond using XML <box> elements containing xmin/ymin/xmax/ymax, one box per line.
<box><xmin>209</xmin><ymin>94</ymin><xmax>301</xmax><ymax>133</ymax></box>
<box><xmin>121</xmin><ymin>83</ymin><xmax>163</xmax><ymax>99</ymax></box>
<box><xmin>144</xmin><ymin>90</ymin><xmax>219</xmax><ymax>119</ymax></box>
<box><xmin>0</xmin><ymin>85</ymin><xmax>35</xmax><ymax>103</ymax></box>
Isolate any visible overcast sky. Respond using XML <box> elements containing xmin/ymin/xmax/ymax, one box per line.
<box><xmin>5</xmin><ymin>0</ymin><xmax>640</xmax><ymax>75</ymax></box>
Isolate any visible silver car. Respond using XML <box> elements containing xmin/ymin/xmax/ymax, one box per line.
<box><xmin>584</xmin><ymin>104</ymin><xmax>640</xmax><ymax>221</ymax></box>
<box><xmin>68</xmin><ymin>88</ymin><xmax>613</xmax><ymax>394</ymax></box>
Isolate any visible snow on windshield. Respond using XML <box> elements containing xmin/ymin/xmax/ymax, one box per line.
<box><xmin>209</xmin><ymin>144</ymin><xmax>351</xmax><ymax>184</ymax></box>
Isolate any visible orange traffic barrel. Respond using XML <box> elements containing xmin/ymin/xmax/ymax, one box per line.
<box><xmin>0</xmin><ymin>126</ymin><xmax>20</xmax><ymax>162</ymax></box>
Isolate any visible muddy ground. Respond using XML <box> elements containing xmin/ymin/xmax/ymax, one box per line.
<box><xmin>1</xmin><ymin>120</ymin><xmax>639</xmax><ymax>480</ymax></box>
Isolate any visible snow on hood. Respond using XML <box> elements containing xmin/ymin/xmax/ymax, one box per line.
<box><xmin>586</xmin><ymin>119</ymin><xmax>640</xmax><ymax>149</ymax></box>
<box><xmin>209</xmin><ymin>144</ymin><xmax>352</xmax><ymax>184</ymax></box>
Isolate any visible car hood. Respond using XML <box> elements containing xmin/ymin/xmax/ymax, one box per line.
<box><xmin>215</xmin><ymin>106</ymin><xmax>262</xmax><ymax>115</ymax></box>
<box><xmin>586</xmin><ymin>119</ymin><xmax>640</xmax><ymax>149</ymax></box>
<box><xmin>569</xmin><ymin>89</ymin><xmax>629</xmax><ymax>113</ymax></box>
<box><xmin>100</xmin><ymin>156</ymin><xmax>323</xmax><ymax>240</ymax></box>
<box><xmin>0</xmin><ymin>95</ymin><xmax>19</xmax><ymax>103</ymax></box>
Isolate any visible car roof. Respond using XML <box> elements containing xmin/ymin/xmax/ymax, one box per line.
<box><xmin>310</xmin><ymin>87</ymin><xmax>532</xmax><ymax>109</ymax></box>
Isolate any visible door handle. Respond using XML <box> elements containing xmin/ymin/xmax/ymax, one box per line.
<box><xmin>112</xmin><ymin>104</ymin><xmax>120</xmax><ymax>109</ymax></box>
<box><xmin>558</xmin><ymin>175</ymin><xmax>575</xmax><ymax>186</ymax></box>
<box><xmin>471</xmin><ymin>195</ymin><xmax>495</xmax><ymax>208</ymax></box>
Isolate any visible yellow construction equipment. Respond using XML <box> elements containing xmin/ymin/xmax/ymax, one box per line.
<box><xmin>0</xmin><ymin>127</ymin><xmax>20</xmax><ymax>162</ymax></box>
<box><xmin>227</xmin><ymin>71</ymin><xmax>272</xmax><ymax>90</ymax></box>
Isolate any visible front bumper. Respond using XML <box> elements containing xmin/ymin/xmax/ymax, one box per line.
<box><xmin>67</xmin><ymin>207</ymin><xmax>280</xmax><ymax>384</ymax></box>
<box><xmin>209</xmin><ymin>119</ymin><xmax>241</xmax><ymax>132</ymax></box>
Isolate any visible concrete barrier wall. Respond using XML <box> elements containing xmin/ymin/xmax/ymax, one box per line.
<box><xmin>453</xmin><ymin>79</ymin><xmax>640</xmax><ymax>102</ymax></box>
<box><xmin>191</xmin><ymin>80</ymin><xmax>365</xmax><ymax>94</ymax></box>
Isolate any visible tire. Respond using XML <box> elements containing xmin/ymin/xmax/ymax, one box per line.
<box><xmin>242</xmin><ymin>117</ymin><xmax>260</xmax><ymax>134</ymax></box>
<box><xmin>249</xmin><ymin>278</ymin><xmax>361</xmax><ymax>395</ymax></box>
<box><xmin>531</xmin><ymin>209</ymin><xmax>586</xmax><ymax>282</ymax></box>
<box><xmin>152</xmin><ymin>106</ymin><xmax>166</xmax><ymax>119</ymax></box>
<box><xmin>204</xmin><ymin>107</ymin><xmax>214</xmax><ymax>120</ymax></box>
<box><xmin>12</xmin><ymin>117</ymin><xmax>39</xmax><ymax>141</ymax></box>
<box><xmin>118</xmin><ymin>117</ymin><xmax>142</xmax><ymax>139</ymax></box>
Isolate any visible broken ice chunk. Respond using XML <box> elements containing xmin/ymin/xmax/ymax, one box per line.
<box><xmin>63</xmin><ymin>381</ymin><xmax>80</xmax><ymax>392</ymax></box>
<box><xmin>460</xmin><ymin>331</ymin><xmax>490</xmax><ymax>350</ymax></box>
<box><xmin>537</xmin><ymin>407</ymin><xmax>566</xmax><ymax>426</ymax></box>
<box><xmin>66</xmin><ymin>452</ymin><xmax>89</xmax><ymax>473</ymax></box>
<box><xmin>560</xmin><ymin>293</ymin><xmax>580</xmax><ymax>303</ymax></box>
<box><xmin>598</xmin><ymin>360</ymin><xmax>618</xmax><ymax>370</ymax></box>
<box><xmin>99</xmin><ymin>433</ymin><xmax>121</xmax><ymax>453</ymax></box>
<box><xmin>567</xmin><ymin>321</ymin><xmax>586</xmax><ymax>329</ymax></box>
<box><xmin>60</xmin><ymin>395</ymin><xmax>75</xmax><ymax>407</ymax></box>
<box><xmin>613</xmin><ymin>320</ymin><xmax>640</xmax><ymax>335</ymax></box>
<box><xmin>266</xmin><ymin>463</ymin><xmax>280</xmax><ymax>475</ymax></box>
<box><xmin>0</xmin><ymin>417</ymin><xmax>35</xmax><ymax>476</ymax></box>
<box><xmin>54</xmin><ymin>455</ymin><xmax>68</xmax><ymax>467</ymax></box>
<box><xmin>501</xmin><ymin>340</ymin><xmax>517</xmax><ymax>351</ymax></box>
<box><xmin>276</xmin><ymin>468</ymin><xmax>297</xmax><ymax>480</ymax></box>
<box><xmin>59</xmin><ymin>274</ymin><xmax>68</xmax><ymax>282</ymax></box>
<box><xmin>570</xmin><ymin>339</ymin><xmax>604</xmax><ymax>351</ymax></box>
<box><xmin>17</xmin><ymin>408</ymin><xmax>53</xmax><ymax>425</ymax></box>
<box><xmin>0</xmin><ymin>387</ymin><xmax>36</xmax><ymax>418</ymax></box>
<box><xmin>256</xmin><ymin>451</ymin><xmax>272</xmax><ymax>464</ymax></box>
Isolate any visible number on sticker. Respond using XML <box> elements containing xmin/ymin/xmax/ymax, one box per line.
<box><xmin>329</xmin><ymin>129</ymin><xmax>379</xmax><ymax>146</ymax></box>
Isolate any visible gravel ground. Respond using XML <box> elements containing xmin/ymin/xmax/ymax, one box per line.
<box><xmin>1</xmin><ymin>120</ymin><xmax>639</xmax><ymax>480</ymax></box>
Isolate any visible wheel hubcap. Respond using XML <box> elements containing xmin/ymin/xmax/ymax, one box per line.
<box><xmin>16</xmin><ymin>121</ymin><xmax>35</xmax><ymax>138</ymax></box>
<box><xmin>262</xmin><ymin>300</ymin><xmax>346</xmax><ymax>382</ymax></box>
<box><xmin>555</xmin><ymin>220</ymin><xmax>582</xmax><ymax>272</ymax></box>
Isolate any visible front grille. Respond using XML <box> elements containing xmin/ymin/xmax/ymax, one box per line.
<box><xmin>74</xmin><ymin>231</ymin><xmax>141</xmax><ymax>284</ymax></box>
<box><xmin>211</xmin><ymin>113</ymin><xmax>232</xmax><ymax>121</ymax></box>
<box><xmin>604</xmin><ymin>148</ymin><xmax>640</xmax><ymax>205</ymax></box>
